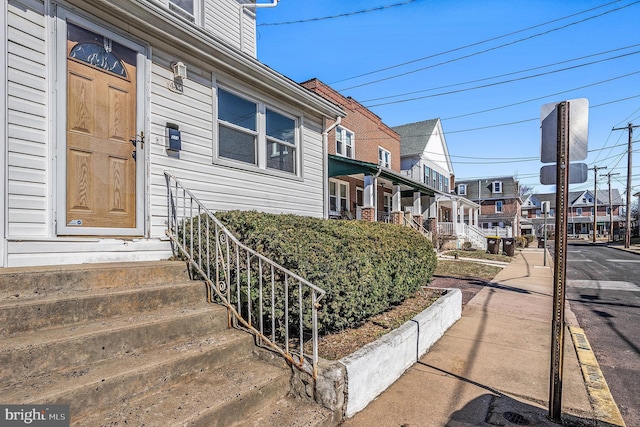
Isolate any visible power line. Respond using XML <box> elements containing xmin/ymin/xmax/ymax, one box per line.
<box><xmin>257</xmin><ymin>0</ymin><xmax>419</xmax><ymax>26</ymax></box>
<box><xmin>362</xmin><ymin>51</ymin><xmax>640</xmax><ymax>108</ymax></box>
<box><xmin>330</xmin><ymin>0</ymin><xmax>624</xmax><ymax>85</ymax></box>
<box><xmin>361</xmin><ymin>44</ymin><xmax>640</xmax><ymax>103</ymax></box>
<box><xmin>338</xmin><ymin>1</ymin><xmax>640</xmax><ymax>91</ymax></box>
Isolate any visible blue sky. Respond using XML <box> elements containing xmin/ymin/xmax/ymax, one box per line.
<box><xmin>255</xmin><ymin>0</ymin><xmax>640</xmax><ymax>198</ymax></box>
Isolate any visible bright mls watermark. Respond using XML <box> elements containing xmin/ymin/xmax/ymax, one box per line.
<box><xmin>1</xmin><ymin>405</ymin><xmax>69</xmax><ymax>426</ymax></box>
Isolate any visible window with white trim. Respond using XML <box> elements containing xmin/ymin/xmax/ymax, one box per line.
<box><xmin>266</xmin><ymin>108</ymin><xmax>296</xmax><ymax>173</ymax></box>
<box><xmin>329</xmin><ymin>180</ymin><xmax>349</xmax><ymax>215</ymax></box>
<box><xmin>576</xmin><ymin>208</ymin><xmax>583</xmax><ymax>215</ymax></box>
<box><xmin>423</xmin><ymin>166</ymin><xmax>431</xmax><ymax>185</ymax></box>
<box><xmin>218</xmin><ymin>88</ymin><xmax>257</xmax><ymax>165</ymax></box>
<box><xmin>164</xmin><ymin>0</ymin><xmax>200</xmax><ymax>23</ymax></box>
<box><xmin>496</xmin><ymin>201</ymin><xmax>504</xmax><ymax>213</ymax></box>
<box><xmin>336</xmin><ymin>126</ymin><xmax>354</xmax><ymax>158</ymax></box>
<box><xmin>458</xmin><ymin>184</ymin><xmax>466</xmax><ymax>195</ymax></box>
<box><xmin>492</xmin><ymin>181</ymin><xmax>502</xmax><ymax>193</ymax></box>
<box><xmin>378</xmin><ymin>147</ymin><xmax>391</xmax><ymax>168</ymax></box>
<box><xmin>217</xmin><ymin>87</ymin><xmax>299</xmax><ymax>175</ymax></box>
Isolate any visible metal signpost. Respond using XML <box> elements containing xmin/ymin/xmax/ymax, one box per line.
<box><xmin>540</xmin><ymin>99</ymin><xmax>588</xmax><ymax>421</ymax></box>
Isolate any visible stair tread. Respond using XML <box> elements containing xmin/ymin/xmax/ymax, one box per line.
<box><xmin>74</xmin><ymin>355</ymin><xmax>290</xmax><ymax>427</ymax></box>
<box><xmin>229</xmin><ymin>396</ymin><xmax>334</xmax><ymax>427</ymax></box>
<box><xmin>0</xmin><ymin>278</ymin><xmax>200</xmax><ymax>305</ymax></box>
<box><xmin>0</xmin><ymin>301</ymin><xmax>224</xmax><ymax>350</ymax></box>
<box><xmin>2</xmin><ymin>327</ymin><xmax>253</xmax><ymax>403</ymax></box>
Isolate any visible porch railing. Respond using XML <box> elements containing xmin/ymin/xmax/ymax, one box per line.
<box><xmin>403</xmin><ymin>214</ymin><xmax>433</xmax><ymax>241</ymax></box>
<box><xmin>164</xmin><ymin>172</ymin><xmax>326</xmax><ymax>378</ymax></box>
<box><xmin>464</xmin><ymin>224</ymin><xmax>488</xmax><ymax>250</ymax></box>
<box><xmin>437</xmin><ymin>222</ymin><xmax>455</xmax><ymax>236</ymax></box>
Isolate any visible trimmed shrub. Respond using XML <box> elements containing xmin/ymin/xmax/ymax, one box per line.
<box><xmin>213</xmin><ymin>211</ymin><xmax>437</xmax><ymax>334</ymax></box>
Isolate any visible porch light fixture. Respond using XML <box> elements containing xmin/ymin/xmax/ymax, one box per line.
<box><xmin>172</xmin><ymin>61</ymin><xmax>187</xmax><ymax>80</ymax></box>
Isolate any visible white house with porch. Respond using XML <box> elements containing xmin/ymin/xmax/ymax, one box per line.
<box><xmin>392</xmin><ymin>119</ymin><xmax>485</xmax><ymax>250</ymax></box>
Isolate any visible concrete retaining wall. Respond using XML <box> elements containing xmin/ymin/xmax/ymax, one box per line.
<box><xmin>340</xmin><ymin>288</ymin><xmax>462</xmax><ymax>418</ymax></box>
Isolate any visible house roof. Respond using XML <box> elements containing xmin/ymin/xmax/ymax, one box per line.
<box><xmin>456</xmin><ymin>177</ymin><xmax>521</xmax><ymax>201</ymax></box>
<box><xmin>392</xmin><ymin>119</ymin><xmax>440</xmax><ymax>157</ymax></box>
<box><xmin>328</xmin><ymin>155</ymin><xmax>435</xmax><ymax>196</ymax></box>
<box><xmin>525</xmin><ymin>190</ymin><xmax>624</xmax><ymax>209</ymax></box>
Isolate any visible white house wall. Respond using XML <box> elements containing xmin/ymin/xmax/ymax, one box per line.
<box><xmin>204</xmin><ymin>0</ymin><xmax>256</xmax><ymax>57</ymax></box>
<box><xmin>3</xmin><ymin>0</ymin><xmax>330</xmax><ymax>267</ymax></box>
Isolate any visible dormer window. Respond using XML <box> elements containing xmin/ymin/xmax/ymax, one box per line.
<box><xmin>167</xmin><ymin>0</ymin><xmax>199</xmax><ymax>23</ymax></box>
<box><xmin>458</xmin><ymin>184</ymin><xmax>467</xmax><ymax>195</ymax></box>
<box><xmin>336</xmin><ymin>126</ymin><xmax>354</xmax><ymax>158</ymax></box>
<box><xmin>492</xmin><ymin>181</ymin><xmax>502</xmax><ymax>193</ymax></box>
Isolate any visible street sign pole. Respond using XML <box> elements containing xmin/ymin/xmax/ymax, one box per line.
<box><xmin>549</xmin><ymin>101</ymin><xmax>570</xmax><ymax>421</ymax></box>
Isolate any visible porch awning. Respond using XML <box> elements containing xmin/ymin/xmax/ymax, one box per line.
<box><xmin>328</xmin><ymin>154</ymin><xmax>435</xmax><ymax>196</ymax></box>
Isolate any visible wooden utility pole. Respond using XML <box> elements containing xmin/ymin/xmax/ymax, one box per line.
<box><xmin>601</xmin><ymin>172</ymin><xmax>620</xmax><ymax>242</ymax></box>
<box><xmin>589</xmin><ymin>166</ymin><xmax>606</xmax><ymax>242</ymax></box>
<box><xmin>612</xmin><ymin>123</ymin><xmax>639</xmax><ymax>248</ymax></box>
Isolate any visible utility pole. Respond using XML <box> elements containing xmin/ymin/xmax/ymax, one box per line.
<box><xmin>601</xmin><ymin>172</ymin><xmax>620</xmax><ymax>242</ymax></box>
<box><xmin>612</xmin><ymin>123</ymin><xmax>639</xmax><ymax>248</ymax></box>
<box><xmin>589</xmin><ymin>165</ymin><xmax>606</xmax><ymax>243</ymax></box>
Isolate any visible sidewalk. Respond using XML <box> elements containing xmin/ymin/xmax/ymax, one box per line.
<box><xmin>341</xmin><ymin>248</ymin><xmax>624</xmax><ymax>427</ymax></box>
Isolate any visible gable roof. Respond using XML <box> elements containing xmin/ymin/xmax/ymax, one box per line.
<box><xmin>392</xmin><ymin>119</ymin><xmax>439</xmax><ymax>157</ymax></box>
<box><xmin>456</xmin><ymin>176</ymin><xmax>520</xmax><ymax>201</ymax></box>
<box><xmin>527</xmin><ymin>189</ymin><xmax>623</xmax><ymax>209</ymax></box>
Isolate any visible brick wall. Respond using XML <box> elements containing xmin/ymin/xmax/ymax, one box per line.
<box><xmin>301</xmin><ymin>79</ymin><xmax>401</xmax><ymax>172</ymax></box>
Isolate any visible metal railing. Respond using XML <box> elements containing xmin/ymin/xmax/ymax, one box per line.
<box><xmin>403</xmin><ymin>214</ymin><xmax>433</xmax><ymax>241</ymax></box>
<box><xmin>165</xmin><ymin>173</ymin><xmax>326</xmax><ymax>378</ymax></box>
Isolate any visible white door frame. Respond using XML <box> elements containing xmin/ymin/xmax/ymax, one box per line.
<box><xmin>54</xmin><ymin>9</ymin><xmax>147</xmax><ymax>236</ymax></box>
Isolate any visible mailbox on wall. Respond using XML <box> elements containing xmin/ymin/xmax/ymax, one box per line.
<box><xmin>166</xmin><ymin>123</ymin><xmax>181</xmax><ymax>153</ymax></box>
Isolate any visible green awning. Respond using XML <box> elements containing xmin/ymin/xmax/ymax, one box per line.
<box><xmin>328</xmin><ymin>154</ymin><xmax>436</xmax><ymax>196</ymax></box>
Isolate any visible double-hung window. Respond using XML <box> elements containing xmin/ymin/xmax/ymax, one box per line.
<box><xmin>458</xmin><ymin>184</ymin><xmax>467</xmax><ymax>195</ymax></box>
<box><xmin>218</xmin><ymin>88</ymin><xmax>258</xmax><ymax>165</ymax></box>
<box><xmin>496</xmin><ymin>201</ymin><xmax>504</xmax><ymax>213</ymax></box>
<box><xmin>329</xmin><ymin>180</ymin><xmax>348</xmax><ymax>214</ymax></box>
<box><xmin>423</xmin><ymin>166</ymin><xmax>431</xmax><ymax>185</ymax></box>
<box><xmin>378</xmin><ymin>147</ymin><xmax>391</xmax><ymax>168</ymax></box>
<box><xmin>217</xmin><ymin>87</ymin><xmax>299</xmax><ymax>175</ymax></box>
<box><xmin>492</xmin><ymin>181</ymin><xmax>502</xmax><ymax>193</ymax></box>
<box><xmin>266</xmin><ymin>109</ymin><xmax>296</xmax><ymax>174</ymax></box>
<box><xmin>336</xmin><ymin>127</ymin><xmax>354</xmax><ymax>158</ymax></box>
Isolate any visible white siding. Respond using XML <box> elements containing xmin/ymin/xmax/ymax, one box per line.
<box><xmin>204</xmin><ymin>0</ymin><xmax>256</xmax><ymax>56</ymax></box>
<box><xmin>149</xmin><ymin>54</ymin><xmax>325</xmax><ymax>239</ymax></box>
<box><xmin>7</xmin><ymin>0</ymin><xmax>49</xmax><ymax>238</ymax></box>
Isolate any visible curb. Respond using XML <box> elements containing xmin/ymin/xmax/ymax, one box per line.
<box><xmin>568</xmin><ymin>326</ymin><xmax>626</xmax><ymax>427</ymax></box>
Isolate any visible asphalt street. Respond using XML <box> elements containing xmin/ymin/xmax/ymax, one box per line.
<box><xmin>564</xmin><ymin>243</ymin><xmax>640</xmax><ymax>426</ymax></box>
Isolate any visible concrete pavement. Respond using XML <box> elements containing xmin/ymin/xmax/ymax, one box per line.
<box><xmin>340</xmin><ymin>248</ymin><xmax>625</xmax><ymax>427</ymax></box>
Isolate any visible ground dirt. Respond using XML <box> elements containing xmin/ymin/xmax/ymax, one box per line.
<box><xmin>316</xmin><ymin>276</ymin><xmax>489</xmax><ymax>360</ymax></box>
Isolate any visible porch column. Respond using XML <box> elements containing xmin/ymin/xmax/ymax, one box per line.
<box><xmin>413</xmin><ymin>191</ymin><xmax>423</xmax><ymax>229</ymax></box>
<box><xmin>474</xmin><ymin>209</ymin><xmax>479</xmax><ymax>227</ymax></box>
<box><xmin>451</xmin><ymin>199</ymin><xmax>458</xmax><ymax>232</ymax></box>
<box><xmin>362</xmin><ymin>174</ymin><xmax>376</xmax><ymax>222</ymax></box>
<box><xmin>390</xmin><ymin>185</ymin><xmax>403</xmax><ymax>225</ymax></box>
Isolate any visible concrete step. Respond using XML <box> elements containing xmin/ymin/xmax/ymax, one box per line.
<box><xmin>74</xmin><ymin>355</ymin><xmax>292</xmax><ymax>427</ymax></box>
<box><xmin>228</xmin><ymin>396</ymin><xmax>336</xmax><ymax>427</ymax></box>
<box><xmin>0</xmin><ymin>303</ymin><xmax>229</xmax><ymax>386</ymax></box>
<box><xmin>3</xmin><ymin>327</ymin><xmax>256</xmax><ymax>421</ymax></box>
<box><xmin>0</xmin><ymin>280</ymin><xmax>206</xmax><ymax>336</ymax></box>
<box><xmin>0</xmin><ymin>260</ymin><xmax>191</xmax><ymax>301</ymax></box>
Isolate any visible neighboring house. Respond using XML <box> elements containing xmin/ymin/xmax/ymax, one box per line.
<box><xmin>393</xmin><ymin>119</ymin><xmax>484</xmax><ymax>249</ymax></box>
<box><xmin>1</xmin><ymin>0</ymin><xmax>344</xmax><ymax>267</ymax></box>
<box><xmin>301</xmin><ymin>79</ymin><xmax>436</xmax><ymax>229</ymax></box>
<box><xmin>522</xmin><ymin>190</ymin><xmax>625</xmax><ymax>238</ymax></box>
<box><xmin>456</xmin><ymin>176</ymin><xmax>522</xmax><ymax>237</ymax></box>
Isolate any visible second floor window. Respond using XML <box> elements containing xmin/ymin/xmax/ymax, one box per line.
<box><xmin>458</xmin><ymin>184</ymin><xmax>467</xmax><ymax>195</ymax></box>
<box><xmin>496</xmin><ymin>201</ymin><xmax>504</xmax><ymax>213</ymax></box>
<box><xmin>378</xmin><ymin>147</ymin><xmax>391</xmax><ymax>168</ymax></box>
<box><xmin>336</xmin><ymin>127</ymin><xmax>354</xmax><ymax>158</ymax></box>
<box><xmin>576</xmin><ymin>208</ymin><xmax>583</xmax><ymax>215</ymax></box>
<box><xmin>168</xmin><ymin>0</ymin><xmax>197</xmax><ymax>23</ymax></box>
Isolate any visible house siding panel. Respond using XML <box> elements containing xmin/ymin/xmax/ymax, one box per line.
<box><xmin>7</xmin><ymin>0</ymin><xmax>49</xmax><ymax>239</ymax></box>
<box><xmin>204</xmin><ymin>0</ymin><xmax>256</xmax><ymax>56</ymax></box>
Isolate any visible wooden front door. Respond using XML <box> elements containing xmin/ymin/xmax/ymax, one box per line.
<box><xmin>65</xmin><ymin>23</ymin><xmax>137</xmax><ymax>230</ymax></box>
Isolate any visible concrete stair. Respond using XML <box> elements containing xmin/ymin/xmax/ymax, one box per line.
<box><xmin>0</xmin><ymin>261</ymin><xmax>334</xmax><ymax>426</ymax></box>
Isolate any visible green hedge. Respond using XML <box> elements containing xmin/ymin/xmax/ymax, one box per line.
<box><xmin>214</xmin><ymin>211</ymin><xmax>437</xmax><ymax>334</ymax></box>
